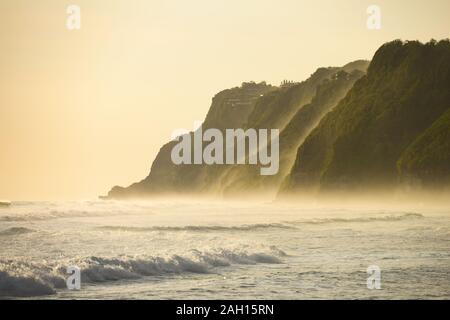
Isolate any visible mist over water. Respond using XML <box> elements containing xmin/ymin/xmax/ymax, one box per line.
<box><xmin>0</xmin><ymin>199</ymin><xmax>449</xmax><ymax>299</ymax></box>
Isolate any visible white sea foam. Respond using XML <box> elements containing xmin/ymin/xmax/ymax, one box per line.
<box><xmin>1</xmin><ymin>201</ymin><xmax>448</xmax><ymax>300</ymax></box>
<box><xmin>0</xmin><ymin>247</ymin><xmax>285</xmax><ymax>297</ymax></box>
<box><xmin>285</xmin><ymin>212</ymin><xmax>424</xmax><ymax>225</ymax></box>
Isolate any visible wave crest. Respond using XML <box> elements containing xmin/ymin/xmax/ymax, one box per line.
<box><xmin>0</xmin><ymin>247</ymin><xmax>285</xmax><ymax>298</ymax></box>
<box><xmin>286</xmin><ymin>213</ymin><xmax>424</xmax><ymax>225</ymax></box>
<box><xmin>0</xmin><ymin>227</ymin><xmax>35</xmax><ymax>236</ymax></box>
<box><xmin>97</xmin><ymin>223</ymin><xmax>295</xmax><ymax>233</ymax></box>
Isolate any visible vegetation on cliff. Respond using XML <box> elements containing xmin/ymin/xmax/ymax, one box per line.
<box><xmin>283</xmin><ymin>40</ymin><xmax>450</xmax><ymax>193</ymax></box>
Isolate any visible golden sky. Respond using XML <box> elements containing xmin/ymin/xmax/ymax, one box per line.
<box><xmin>0</xmin><ymin>0</ymin><xmax>449</xmax><ymax>200</ymax></box>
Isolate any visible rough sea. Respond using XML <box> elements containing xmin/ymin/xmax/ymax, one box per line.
<box><xmin>0</xmin><ymin>200</ymin><xmax>449</xmax><ymax>299</ymax></box>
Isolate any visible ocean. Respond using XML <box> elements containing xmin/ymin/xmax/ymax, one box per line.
<box><xmin>0</xmin><ymin>200</ymin><xmax>449</xmax><ymax>299</ymax></box>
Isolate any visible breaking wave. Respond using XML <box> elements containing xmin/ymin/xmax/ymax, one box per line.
<box><xmin>0</xmin><ymin>210</ymin><xmax>109</xmax><ymax>222</ymax></box>
<box><xmin>0</xmin><ymin>227</ymin><xmax>35</xmax><ymax>237</ymax></box>
<box><xmin>0</xmin><ymin>247</ymin><xmax>285</xmax><ymax>298</ymax></box>
<box><xmin>97</xmin><ymin>223</ymin><xmax>295</xmax><ymax>233</ymax></box>
<box><xmin>286</xmin><ymin>213</ymin><xmax>424</xmax><ymax>225</ymax></box>
<box><xmin>97</xmin><ymin>214</ymin><xmax>423</xmax><ymax>234</ymax></box>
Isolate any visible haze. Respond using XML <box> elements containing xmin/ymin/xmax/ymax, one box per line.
<box><xmin>0</xmin><ymin>0</ymin><xmax>449</xmax><ymax>200</ymax></box>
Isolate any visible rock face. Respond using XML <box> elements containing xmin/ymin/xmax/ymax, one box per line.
<box><xmin>217</xmin><ymin>67</ymin><xmax>367</xmax><ymax>197</ymax></box>
<box><xmin>107</xmin><ymin>61</ymin><xmax>369</xmax><ymax>199</ymax></box>
<box><xmin>282</xmin><ymin>40</ymin><xmax>450</xmax><ymax>194</ymax></box>
<box><xmin>108</xmin><ymin>81</ymin><xmax>276</xmax><ymax>198</ymax></box>
<box><xmin>107</xmin><ymin>40</ymin><xmax>450</xmax><ymax>200</ymax></box>
<box><xmin>397</xmin><ymin>107</ymin><xmax>450</xmax><ymax>188</ymax></box>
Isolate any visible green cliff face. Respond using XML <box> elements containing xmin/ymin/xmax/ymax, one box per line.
<box><xmin>397</xmin><ymin>108</ymin><xmax>450</xmax><ymax>187</ymax></box>
<box><xmin>283</xmin><ymin>40</ymin><xmax>450</xmax><ymax>194</ymax></box>
<box><xmin>107</xmin><ymin>62</ymin><xmax>368</xmax><ymax>199</ymax></box>
<box><xmin>108</xmin><ymin>82</ymin><xmax>275</xmax><ymax>198</ymax></box>
<box><xmin>217</xmin><ymin>66</ymin><xmax>367</xmax><ymax>197</ymax></box>
<box><xmin>108</xmin><ymin>40</ymin><xmax>450</xmax><ymax>200</ymax></box>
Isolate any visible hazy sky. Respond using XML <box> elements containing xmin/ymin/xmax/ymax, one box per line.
<box><xmin>0</xmin><ymin>0</ymin><xmax>449</xmax><ymax>200</ymax></box>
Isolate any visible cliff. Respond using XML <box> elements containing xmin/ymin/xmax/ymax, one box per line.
<box><xmin>282</xmin><ymin>40</ymin><xmax>450</xmax><ymax>195</ymax></box>
<box><xmin>108</xmin><ymin>62</ymin><xmax>368</xmax><ymax>199</ymax></box>
<box><xmin>107</xmin><ymin>40</ymin><xmax>450</xmax><ymax>200</ymax></box>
